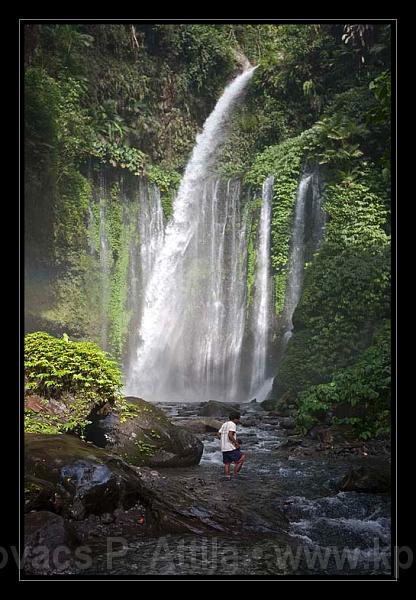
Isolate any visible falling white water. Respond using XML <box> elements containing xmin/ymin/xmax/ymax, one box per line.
<box><xmin>280</xmin><ymin>171</ymin><xmax>325</xmax><ymax>353</ymax></box>
<box><xmin>249</xmin><ymin>176</ymin><xmax>274</xmax><ymax>401</ymax></box>
<box><xmin>139</xmin><ymin>183</ymin><xmax>165</xmax><ymax>286</ymax></box>
<box><xmin>98</xmin><ymin>177</ymin><xmax>111</xmax><ymax>349</ymax></box>
<box><xmin>125</xmin><ymin>67</ymin><xmax>256</xmax><ymax>401</ymax></box>
<box><xmin>125</xmin><ymin>180</ymin><xmax>165</xmax><ymax>377</ymax></box>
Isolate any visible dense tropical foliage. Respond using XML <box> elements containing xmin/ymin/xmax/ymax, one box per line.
<box><xmin>25</xmin><ymin>23</ymin><xmax>391</xmax><ymax>439</ymax></box>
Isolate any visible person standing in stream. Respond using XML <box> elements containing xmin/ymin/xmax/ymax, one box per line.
<box><xmin>216</xmin><ymin>413</ymin><xmax>246</xmax><ymax>480</ymax></box>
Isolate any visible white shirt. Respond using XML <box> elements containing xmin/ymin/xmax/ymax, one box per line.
<box><xmin>219</xmin><ymin>420</ymin><xmax>237</xmax><ymax>452</ymax></box>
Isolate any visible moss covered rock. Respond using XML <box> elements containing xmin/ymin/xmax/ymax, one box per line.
<box><xmin>24</xmin><ymin>332</ymin><xmax>122</xmax><ymax>436</ymax></box>
<box><xmin>84</xmin><ymin>397</ymin><xmax>204</xmax><ymax>468</ymax></box>
<box><xmin>25</xmin><ymin>433</ymin><xmax>152</xmax><ymax>520</ymax></box>
<box><xmin>197</xmin><ymin>400</ymin><xmax>242</xmax><ymax>418</ymax></box>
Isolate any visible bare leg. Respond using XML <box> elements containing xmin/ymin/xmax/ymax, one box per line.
<box><xmin>224</xmin><ymin>463</ymin><xmax>231</xmax><ymax>477</ymax></box>
<box><xmin>234</xmin><ymin>454</ymin><xmax>246</xmax><ymax>475</ymax></box>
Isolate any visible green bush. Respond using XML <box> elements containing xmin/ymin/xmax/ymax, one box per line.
<box><xmin>295</xmin><ymin>321</ymin><xmax>391</xmax><ymax>438</ymax></box>
<box><xmin>24</xmin><ymin>331</ymin><xmax>122</xmax><ymax>403</ymax></box>
<box><xmin>277</xmin><ymin>177</ymin><xmax>390</xmax><ymax>398</ymax></box>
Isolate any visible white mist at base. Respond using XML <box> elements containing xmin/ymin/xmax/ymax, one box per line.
<box><xmin>251</xmin><ymin>377</ymin><xmax>274</xmax><ymax>404</ymax></box>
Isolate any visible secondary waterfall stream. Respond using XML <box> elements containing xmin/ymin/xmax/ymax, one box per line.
<box><xmin>280</xmin><ymin>170</ymin><xmax>325</xmax><ymax>355</ymax></box>
<box><xmin>249</xmin><ymin>176</ymin><xmax>274</xmax><ymax>403</ymax></box>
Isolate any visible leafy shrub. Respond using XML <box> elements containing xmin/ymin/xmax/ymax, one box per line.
<box><xmin>24</xmin><ymin>331</ymin><xmax>122</xmax><ymax>403</ymax></box>
<box><xmin>295</xmin><ymin>321</ymin><xmax>391</xmax><ymax>438</ymax></box>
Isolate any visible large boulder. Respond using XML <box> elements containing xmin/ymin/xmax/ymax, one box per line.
<box><xmin>261</xmin><ymin>392</ymin><xmax>293</xmax><ymax>415</ymax></box>
<box><xmin>25</xmin><ymin>433</ymin><xmax>153</xmax><ymax>520</ymax></box>
<box><xmin>24</xmin><ymin>391</ymin><xmax>112</xmax><ymax>435</ymax></box>
<box><xmin>278</xmin><ymin>417</ymin><xmax>296</xmax><ymax>430</ymax></box>
<box><xmin>84</xmin><ymin>397</ymin><xmax>203</xmax><ymax>468</ymax></box>
<box><xmin>24</xmin><ymin>511</ymin><xmax>80</xmax><ymax>574</ymax></box>
<box><xmin>198</xmin><ymin>400</ymin><xmax>241</xmax><ymax>418</ymax></box>
<box><xmin>173</xmin><ymin>417</ymin><xmax>223</xmax><ymax>434</ymax></box>
<box><xmin>337</xmin><ymin>464</ymin><xmax>391</xmax><ymax>494</ymax></box>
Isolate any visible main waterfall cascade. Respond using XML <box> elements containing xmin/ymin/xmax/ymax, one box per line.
<box><xmin>125</xmin><ymin>68</ymin><xmax>257</xmax><ymax>401</ymax></box>
<box><xmin>121</xmin><ymin>69</ymin><xmax>325</xmax><ymax>403</ymax></box>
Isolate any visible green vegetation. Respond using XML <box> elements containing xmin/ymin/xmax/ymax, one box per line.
<box><xmin>134</xmin><ymin>440</ymin><xmax>155</xmax><ymax>456</ymax></box>
<box><xmin>246</xmin><ymin>138</ymin><xmax>304</xmax><ymax>315</ymax></box>
<box><xmin>25</xmin><ymin>23</ymin><xmax>391</xmax><ymax>439</ymax></box>
<box><xmin>25</xmin><ymin>332</ymin><xmax>122</xmax><ymax>400</ymax></box>
<box><xmin>295</xmin><ymin>321</ymin><xmax>391</xmax><ymax>438</ymax></box>
<box><xmin>277</xmin><ymin>177</ymin><xmax>390</xmax><ymax>402</ymax></box>
<box><xmin>24</xmin><ymin>332</ymin><xmax>122</xmax><ymax>435</ymax></box>
<box><xmin>118</xmin><ymin>400</ymin><xmax>142</xmax><ymax>423</ymax></box>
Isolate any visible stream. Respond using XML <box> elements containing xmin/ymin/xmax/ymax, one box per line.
<box><xmin>82</xmin><ymin>402</ymin><xmax>391</xmax><ymax>577</ymax></box>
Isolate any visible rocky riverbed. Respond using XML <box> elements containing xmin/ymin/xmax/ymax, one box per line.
<box><xmin>24</xmin><ymin>401</ymin><xmax>391</xmax><ymax>577</ymax></box>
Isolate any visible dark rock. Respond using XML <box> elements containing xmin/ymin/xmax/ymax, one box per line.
<box><xmin>25</xmin><ymin>435</ymin><xmax>267</xmax><ymax>539</ymax></box>
<box><xmin>329</xmin><ymin>402</ymin><xmax>368</xmax><ymax>420</ymax></box>
<box><xmin>261</xmin><ymin>392</ymin><xmax>293</xmax><ymax>415</ymax></box>
<box><xmin>338</xmin><ymin>465</ymin><xmax>391</xmax><ymax>493</ymax></box>
<box><xmin>278</xmin><ymin>417</ymin><xmax>296</xmax><ymax>430</ymax></box>
<box><xmin>100</xmin><ymin>512</ymin><xmax>115</xmax><ymax>524</ymax></box>
<box><xmin>260</xmin><ymin>397</ymin><xmax>279</xmax><ymax>412</ymax></box>
<box><xmin>278</xmin><ymin>436</ymin><xmax>303</xmax><ymax>449</ymax></box>
<box><xmin>25</xmin><ymin>433</ymin><xmax>154</xmax><ymax>519</ymax></box>
<box><xmin>24</xmin><ymin>391</ymin><xmax>112</xmax><ymax>435</ymax></box>
<box><xmin>173</xmin><ymin>417</ymin><xmax>222</xmax><ymax>434</ymax></box>
<box><xmin>198</xmin><ymin>400</ymin><xmax>241</xmax><ymax>418</ymax></box>
<box><xmin>24</xmin><ymin>475</ymin><xmax>71</xmax><ymax>514</ymax></box>
<box><xmin>24</xmin><ymin>511</ymin><xmax>80</xmax><ymax>574</ymax></box>
<box><xmin>85</xmin><ymin>397</ymin><xmax>203</xmax><ymax>468</ymax></box>
<box><xmin>243</xmin><ymin>401</ymin><xmax>266</xmax><ymax>415</ymax></box>
<box><xmin>307</xmin><ymin>425</ymin><xmax>333</xmax><ymax>444</ymax></box>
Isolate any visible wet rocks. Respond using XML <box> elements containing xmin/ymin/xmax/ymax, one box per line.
<box><xmin>277</xmin><ymin>436</ymin><xmax>303</xmax><ymax>449</ymax></box>
<box><xmin>337</xmin><ymin>464</ymin><xmax>391</xmax><ymax>494</ymax></box>
<box><xmin>24</xmin><ymin>511</ymin><xmax>80</xmax><ymax>574</ymax></box>
<box><xmin>173</xmin><ymin>417</ymin><xmax>222</xmax><ymax>434</ymax></box>
<box><xmin>85</xmin><ymin>397</ymin><xmax>203</xmax><ymax>468</ymax></box>
<box><xmin>198</xmin><ymin>400</ymin><xmax>241</xmax><ymax>418</ymax></box>
<box><xmin>25</xmin><ymin>433</ymin><xmax>153</xmax><ymax>520</ymax></box>
<box><xmin>278</xmin><ymin>417</ymin><xmax>296</xmax><ymax>430</ymax></box>
<box><xmin>24</xmin><ymin>391</ymin><xmax>112</xmax><ymax>436</ymax></box>
<box><xmin>307</xmin><ymin>425</ymin><xmax>333</xmax><ymax>444</ymax></box>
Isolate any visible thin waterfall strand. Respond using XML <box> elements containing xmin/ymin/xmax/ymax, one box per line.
<box><xmin>249</xmin><ymin>175</ymin><xmax>274</xmax><ymax>400</ymax></box>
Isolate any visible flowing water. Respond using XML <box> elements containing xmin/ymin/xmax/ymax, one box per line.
<box><xmin>89</xmin><ymin>71</ymin><xmax>326</xmax><ymax>405</ymax></box>
<box><xmin>280</xmin><ymin>171</ymin><xmax>325</xmax><ymax>352</ymax></box>
<box><xmin>83</xmin><ymin>402</ymin><xmax>391</xmax><ymax>577</ymax></box>
<box><xmin>249</xmin><ymin>176</ymin><xmax>273</xmax><ymax>402</ymax></box>
<box><xmin>125</xmin><ymin>68</ymin><xmax>257</xmax><ymax>401</ymax></box>
<box><xmin>125</xmin><ymin>180</ymin><xmax>165</xmax><ymax>378</ymax></box>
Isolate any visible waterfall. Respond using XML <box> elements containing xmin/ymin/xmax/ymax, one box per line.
<box><xmin>139</xmin><ymin>182</ymin><xmax>165</xmax><ymax>287</ymax></box>
<box><xmin>125</xmin><ymin>67</ymin><xmax>256</xmax><ymax>401</ymax></box>
<box><xmin>249</xmin><ymin>176</ymin><xmax>274</xmax><ymax>402</ymax></box>
<box><xmin>85</xmin><ymin>173</ymin><xmax>164</xmax><ymax>364</ymax></box>
<box><xmin>280</xmin><ymin>170</ymin><xmax>325</xmax><ymax>354</ymax></box>
<box><xmin>125</xmin><ymin>180</ymin><xmax>165</xmax><ymax>377</ymax></box>
<box><xmin>98</xmin><ymin>175</ymin><xmax>111</xmax><ymax>349</ymax></box>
